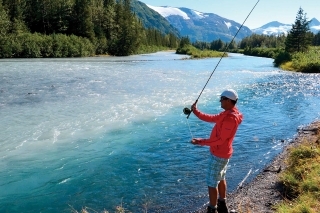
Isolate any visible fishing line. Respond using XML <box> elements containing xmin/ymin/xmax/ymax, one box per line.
<box><xmin>183</xmin><ymin>0</ymin><xmax>260</xmax><ymax>120</ymax></box>
<box><xmin>186</xmin><ymin>119</ymin><xmax>194</xmax><ymax>139</ymax></box>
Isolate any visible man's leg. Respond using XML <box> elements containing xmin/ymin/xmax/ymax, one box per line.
<box><xmin>218</xmin><ymin>179</ymin><xmax>227</xmax><ymax>199</ymax></box>
<box><xmin>208</xmin><ymin>186</ymin><xmax>218</xmax><ymax>206</ymax></box>
<box><xmin>217</xmin><ymin>180</ymin><xmax>229</xmax><ymax>213</ymax></box>
<box><xmin>208</xmin><ymin>180</ymin><xmax>226</xmax><ymax>205</ymax></box>
<box><xmin>206</xmin><ymin>154</ymin><xmax>229</xmax><ymax>212</ymax></box>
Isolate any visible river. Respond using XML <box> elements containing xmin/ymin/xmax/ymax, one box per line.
<box><xmin>0</xmin><ymin>52</ymin><xmax>319</xmax><ymax>212</ymax></box>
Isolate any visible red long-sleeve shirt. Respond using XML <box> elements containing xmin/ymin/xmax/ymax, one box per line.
<box><xmin>193</xmin><ymin>106</ymin><xmax>243</xmax><ymax>159</ymax></box>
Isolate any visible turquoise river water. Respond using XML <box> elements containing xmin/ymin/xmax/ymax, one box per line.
<box><xmin>0</xmin><ymin>52</ymin><xmax>319</xmax><ymax>212</ymax></box>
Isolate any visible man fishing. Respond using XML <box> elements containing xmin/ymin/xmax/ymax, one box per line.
<box><xmin>191</xmin><ymin>89</ymin><xmax>243</xmax><ymax>213</ymax></box>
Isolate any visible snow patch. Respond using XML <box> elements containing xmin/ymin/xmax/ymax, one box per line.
<box><xmin>311</xmin><ymin>25</ymin><xmax>320</xmax><ymax>31</ymax></box>
<box><xmin>262</xmin><ymin>26</ymin><xmax>290</xmax><ymax>35</ymax></box>
<box><xmin>190</xmin><ymin>10</ymin><xmax>206</xmax><ymax>19</ymax></box>
<box><xmin>147</xmin><ymin>5</ymin><xmax>190</xmax><ymax>20</ymax></box>
<box><xmin>253</xmin><ymin>25</ymin><xmax>291</xmax><ymax>35</ymax></box>
<box><xmin>224</xmin><ymin>21</ymin><xmax>232</xmax><ymax>29</ymax></box>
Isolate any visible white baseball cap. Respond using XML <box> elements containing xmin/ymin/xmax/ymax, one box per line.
<box><xmin>220</xmin><ymin>89</ymin><xmax>238</xmax><ymax>101</ymax></box>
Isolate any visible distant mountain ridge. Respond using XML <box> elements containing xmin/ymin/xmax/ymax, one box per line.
<box><xmin>143</xmin><ymin>4</ymin><xmax>252</xmax><ymax>42</ymax></box>
<box><xmin>252</xmin><ymin>21</ymin><xmax>291</xmax><ymax>35</ymax></box>
<box><xmin>260</xmin><ymin>21</ymin><xmax>289</xmax><ymax>28</ymax></box>
<box><xmin>133</xmin><ymin>1</ymin><xmax>320</xmax><ymax>41</ymax></box>
<box><xmin>252</xmin><ymin>18</ymin><xmax>320</xmax><ymax>35</ymax></box>
<box><xmin>309</xmin><ymin>18</ymin><xmax>320</xmax><ymax>33</ymax></box>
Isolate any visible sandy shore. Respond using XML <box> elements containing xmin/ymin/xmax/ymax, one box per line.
<box><xmin>194</xmin><ymin>120</ymin><xmax>320</xmax><ymax>213</ymax></box>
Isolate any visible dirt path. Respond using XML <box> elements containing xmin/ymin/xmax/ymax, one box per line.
<box><xmin>195</xmin><ymin>120</ymin><xmax>320</xmax><ymax>213</ymax></box>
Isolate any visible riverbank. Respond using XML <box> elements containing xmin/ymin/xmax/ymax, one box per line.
<box><xmin>195</xmin><ymin>120</ymin><xmax>320</xmax><ymax>213</ymax></box>
<box><xmin>176</xmin><ymin>44</ymin><xmax>227</xmax><ymax>59</ymax></box>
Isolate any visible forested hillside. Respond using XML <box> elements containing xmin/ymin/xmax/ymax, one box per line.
<box><xmin>130</xmin><ymin>0</ymin><xmax>180</xmax><ymax>38</ymax></box>
<box><xmin>0</xmin><ymin>0</ymin><xmax>180</xmax><ymax>58</ymax></box>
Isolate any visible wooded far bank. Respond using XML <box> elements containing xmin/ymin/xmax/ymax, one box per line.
<box><xmin>0</xmin><ymin>0</ymin><xmax>180</xmax><ymax>58</ymax></box>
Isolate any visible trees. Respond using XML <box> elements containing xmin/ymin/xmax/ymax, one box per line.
<box><xmin>70</xmin><ymin>0</ymin><xmax>95</xmax><ymax>40</ymax></box>
<box><xmin>178</xmin><ymin>36</ymin><xmax>191</xmax><ymax>48</ymax></box>
<box><xmin>285</xmin><ymin>7</ymin><xmax>312</xmax><ymax>53</ymax></box>
<box><xmin>313</xmin><ymin>32</ymin><xmax>320</xmax><ymax>46</ymax></box>
<box><xmin>210</xmin><ymin>39</ymin><xmax>224</xmax><ymax>51</ymax></box>
<box><xmin>0</xmin><ymin>0</ymin><xmax>10</xmax><ymax>37</ymax></box>
<box><xmin>2</xmin><ymin>0</ymin><xmax>28</xmax><ymax>34</ymax></box>
<box><xmin>273</xmin><ymin>8</ymin><xmax>320</xmax><ymax>72</ymax></box>
<box><xmin>24</xmin><ymin>0</ymin><xmax>74</xmax><ymax>34</ymax></box>
<box><xmin>0</xmin><ymin>0</ymin><xmax>179</xmax><ymax>57</ymax></box>
<box><xmin>116</xmin><ymin>0</ymin><xmax>141</xmax><ymax>55</ymax></box>
<box><xmin>107</xmin><ymin>0</ymin><xmax>140</xmax><ymax>55</ymax></box>
<box><xmin>239</xmin><ymin>34</ymin><xmax>286</xmax><ymax>49</ymax></box>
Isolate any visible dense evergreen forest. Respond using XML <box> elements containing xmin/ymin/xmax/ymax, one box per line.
<box><xmin>0</xmin><ymin>0</ymin><xmax>180</xmax><ymax>58</ymax></box>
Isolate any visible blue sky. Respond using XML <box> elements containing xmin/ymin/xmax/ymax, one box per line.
<box><xmin>138</xmin><ymin>0</ymin><xmax>319</xmax><ymax>29</ymax></box>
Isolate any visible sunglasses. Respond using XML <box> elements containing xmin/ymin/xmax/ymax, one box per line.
<box><xmin>220</xmin><ymin>96</ymin><xmax>229</xmax><ymax>101</ymax></box>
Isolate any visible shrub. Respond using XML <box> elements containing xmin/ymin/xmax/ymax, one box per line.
<box><xmin>0</xmin><ymin>33</ymin><xmax>95</xmax><ymax>58</ymax></box>
<box><xmin>176</xmin><ymin>44</ymin><xmax>226</xmax><ymax>58</ymax></box>
<box><xmin>291</xmin><ymin>47</ymin><xmax>320</xmax><ymax>73</ymax></box>
<box><xmin>95</xmin><ymin>37</ymin><xmax>108</xmax><ymax>55</ymax></box>
<box><xmin>243</xmin><ymin>47</ymin><xmax>282</xmax><ymax>59</ymax></box>
<box><xmin>273</xmin><ymin>50</ymin><xmax>292</xmax><ymax>66</ymax></box>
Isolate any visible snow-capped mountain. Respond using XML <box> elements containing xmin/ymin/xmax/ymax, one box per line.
<box><xmin>252</xmin><ymin>18</ymin><xmax>320</xmax><ymax>35</ymax></box>
<box><xmin>145</xmin><ymin>4</ymin><xmax>252</xmax><ymax>42</ymax></box>
<box><xmin>147</xmin><ymin>5</ymin><xmax>208</xmax><ymax>20</ymax></box>
<box><xmin>130</xmin><ymin>1</ymin><xmax>180</xmax><ymax>37</ymax></box>
<box><xmin>252</xmin><ymin>21</ymin><xmax>291</xmax><ymax>35</ymax></box>
<box><xmin>136</xmin><ymin>1</ymin><xmax>320</xmax><ymax>41</ymax></box>
<box><xmin>309</xmin><ymin>18</ymin><xmax>320</xmax><ymax>33</ymax></box>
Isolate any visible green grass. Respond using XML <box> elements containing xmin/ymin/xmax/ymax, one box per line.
<box><xmin>135</xmin><ymin>45</ymin><xmax>174</xmax><ymax>54</ymax></box>
<box><xmin>275</xmin><ymin>134</ymin><xmax>320</xmax><ymax>213</ymax></box>
<box><xmin>279</xmin><ymin>46</ymin><xmax>320</xmax><ymax>73</ymax></box>
<box><xmin>280</xmin><ymin>61</ymin><xmax>297</xmax><ymax>72</ymax></box>
<box><xmin>176</xmin><ymin>44</ymin><xmax>227</xmax><ymax>58</ymax></box>
<box><xmin>242</xmin><ymin>47</ymin><xmax>282</xmax><ymax>59</ymax></box>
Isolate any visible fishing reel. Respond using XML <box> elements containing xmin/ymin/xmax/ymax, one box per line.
<box><xmin>183</xmin><ymin>100</ymin><xmax>197</xmax><ymax>117</ymax></box>
<box><xmin>183</xmin><ymin>107</ymin><xmax>192</xmax><ymax>115</ymax></box>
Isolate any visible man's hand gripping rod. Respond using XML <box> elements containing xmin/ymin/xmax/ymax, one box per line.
<box><xmin>183</xmin><ymin>0</ymin><xmax>260</xmax><ymax>119</ymax></box>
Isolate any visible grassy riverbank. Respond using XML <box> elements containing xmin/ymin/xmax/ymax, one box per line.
<box><xmin>240</xmin><ymin>46</ymin><xmax>320</xmax><ymax>73</ymax></box>
<box><xmin>275</xmin><ymin>125</ymin><xmax>320</xmax><ymax>212</ymax></box>
<box><xmin>279</xmin><ymin>46</ymin><xmax>320</xmax><ymax>73</ymax></box>
<box><xmin>176</xmin><ymin>44</ymin><xmax>227</xmax><ymax>59</ymax></box>
<box><xmin>224</xmin><ymin>121</ymin><xmax>320</xmax><ymax>213</ymax></box>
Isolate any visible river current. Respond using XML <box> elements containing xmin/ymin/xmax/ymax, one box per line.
<box><xmin>0</xmin><ymin>52</ymin><xmax>319</xmax><ymax>212</ymax></box>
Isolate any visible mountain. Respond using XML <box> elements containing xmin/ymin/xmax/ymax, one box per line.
<box><xmin>252</xmin><ymin>18</ymin><xmax>320</xmax><ymax>35</ymax></box>
<box><xmin>252</xmin><ymin>21</ymin><xmax>291</xmax><ymax>35</ymax></box>
<box><xmin>132</xmin><ymin>1</ymin><xmax>320</xmax><ymax>41</ymax></box>
<box><xmin>142</xmin><ymin>4</ymin><xmax>252</xmax><ymax>42</ymax></box>
<box><xmin>309</xmin><ymin>18</ymin><xmax>320</xmax><ymax>33</ymax></box>
<box><xmin>130</xmin><ymin>0</ymin><xmax>180</xmax><ymax>37</ymax></box>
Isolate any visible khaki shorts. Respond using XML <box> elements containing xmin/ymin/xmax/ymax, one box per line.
<box><xmin>206</xmin><ymin>153</ymin><xmax>229</xmax><ymax>188</ymax></box>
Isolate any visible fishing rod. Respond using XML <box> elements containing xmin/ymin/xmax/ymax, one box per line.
<box><xmin>183</xmin><ymin>0</ymin><xmax>260</xmax><ymax>119</ymax></box>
